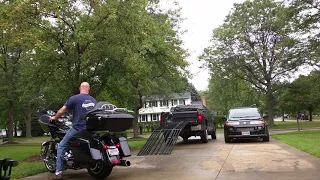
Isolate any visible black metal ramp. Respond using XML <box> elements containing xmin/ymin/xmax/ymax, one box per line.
<box><xmin>137</xmin><ymin>121</ymin><xmax>188</xmax><ymax>156</ymax></box>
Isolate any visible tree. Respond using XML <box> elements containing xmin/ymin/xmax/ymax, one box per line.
<box><xmin>0</xmin><ymin>1</ymin><xmax>39</xmax><ymax>142</ymax></box>
<box><xmin>289</xmin><ymin>0</ymin><xmax>320</xmax><ymax>67</ymax></box>
<box><xmin>102</xmin><ymin>1</ymin><xmax>189</xmax><ymax>138</ymax></box>
<box><xmin>0</xmin><ymin>0</ymin><xmax>189</xmax><ymax>140</ymax></box>
<box><xmin>278</xmin><ymin>71</ymin><xmax>320</xmax><ymax>121</ymax></box>
<box><xmin>204</xmin><ymin>66</ymin><xmax>264</xmax><ymax>115</ymax></box>
<box><xmin>199</xmin><ymin>0</ymin><xmax>305</xmax><ymax>126</ymax></box>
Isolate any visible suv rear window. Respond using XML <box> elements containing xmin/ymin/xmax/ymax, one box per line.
<box><xmin>228</xmin><ymin>108</ymin><xmax>261</xmax><ymax>119</ymax></box>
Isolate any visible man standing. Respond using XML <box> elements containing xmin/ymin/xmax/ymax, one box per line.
<box><xmin>49</xmin><ymin>82</ymin><xmax>97</xmax><ymax>180</ymax></box>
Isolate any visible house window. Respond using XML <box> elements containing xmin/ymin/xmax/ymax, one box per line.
<box><xmin>152</xmin><ymin>114</ymin><xmax>159</xmax><ymax>121</ymax></box>
<box><xmin>150</xmin><ymin>101</ymin><xmax>158</xmax><ymax>107</ymax></box>
<box><xmin>144</xmin><ymin>102</ymin><xmax>148</xmax><ymax>108</ymax></box>
<box><xmin>172</xmin><ymin>99</ymin><xmax>178</xmax><ymax>106</ymax></box>
<box><xmin>160</xmin><ymin>100</ymin><xmax>167</xmax><ymax>107</ymax></box>
<box><xmin>179</xmin><ymin>99</ymin><xmax>186</xmax><ymax>105</ymax></box>
<box><xmin>141</xmin><ymin>115</ymin><xmax>146</xmax><ymax>122</ymax></box>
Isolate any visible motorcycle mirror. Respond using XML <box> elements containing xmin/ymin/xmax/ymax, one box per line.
<box><xmin>47</xmin><ymin>110</ymin><xmax>56</xmax><ymax>116</ymax></box>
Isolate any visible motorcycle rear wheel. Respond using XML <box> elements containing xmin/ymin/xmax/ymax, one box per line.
<box><xmin>88</xmin><ymin>161</ymin><xmax>113</xmax><ymax>179</ymax></box>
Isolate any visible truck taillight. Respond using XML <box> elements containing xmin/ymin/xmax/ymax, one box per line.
<box><xmin>160</xmin><ymin>114</ymin><xmax>164</xmax><ymax>124</ymax></box>
<box><xmin>197</xmin><ymin>113</ymin><xmax>204</xmax><ymax>123</ymax></box>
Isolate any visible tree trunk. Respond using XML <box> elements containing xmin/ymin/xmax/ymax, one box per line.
<box><xmin>131</xmin><ymin>79</ymin><xmax>142</xmax><ymax>138</ymax></box>
<box><xmin>8</xmin><ymin>100</ymin><xmax>14</xmax><ymax>143</ymax></box>
<box><xmin>296</xmin><ymin>114</ymin><xmax>300</xmax><ymax>131</ymax></box>
<box><xmin>282</xmin><ymin>112</ymin><xmax>284</xmax><ymax>122</ymax></box>
<box><xmin>14</xmin><ymin>123</ymin><xmax>17</xmax><ymax>137</ymax></box>
<box><xmin>25</xmin><ymin>111</ymin><xmax>32</xmax><ymax>138</ymax></box>
<box><xmin>267</xmin><ymin>87</ymin><xmax>275</xmax><ymax>126</ymax></box>
<box><xmin>309</xmin><ymin>109</ymin><xmax>313</xmax><ymax>122</ymax></box>
<box><xmin>133</xmin><ymin>109</ymin><xmax>140</xmax><ymax>138</ymax></box>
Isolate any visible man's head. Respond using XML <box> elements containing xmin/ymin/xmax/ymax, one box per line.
<box><xmin>79</xmin><ymin>82</ymin><xmax>90</xmax><ymax>94</ymax></box>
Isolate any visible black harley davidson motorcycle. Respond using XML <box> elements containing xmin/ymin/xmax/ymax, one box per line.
<box><xmin>38</xmin><ymin>101</ymin><xmax>134</xmax><ymax>179</ymax></box>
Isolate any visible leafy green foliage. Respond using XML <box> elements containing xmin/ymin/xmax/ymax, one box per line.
<box><xmin>204</xmin><ymin>66</ymin><xmax>264</xmax><ymax>115</ymax></box>
<box><xmin>199</xmin><ymin>0</ymin><xmax>305</xmax><ymax>125</ymax></box>
<box><xmin>290</xmin><ymin>0</ymin><xmax>320</xmax><ymax>67</ymax></box>
<box><xmin>278</xmin><ymin>70</ymin><xmax>320</xmax><ymax>120</ymax></box>
<box><xmin>0</xmin><ymin>0</ymin><xmax>189</xmax><ymax>140</ymax></box>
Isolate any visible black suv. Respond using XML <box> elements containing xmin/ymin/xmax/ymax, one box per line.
<box><xmin>224</xmin><ymin>106</ymin><xmax>269</xmax><ymax>143</ymax></box>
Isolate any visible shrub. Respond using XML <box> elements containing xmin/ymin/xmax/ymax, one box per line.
<box><xmin>215</xmin><ymin>115</ymin><xmax>226</xmax><ymax>128</ymax></box>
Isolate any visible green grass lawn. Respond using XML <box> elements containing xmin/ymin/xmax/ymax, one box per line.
<box><xmin>272</xmin><ymin>130</ymin><xmax>320</xmax><ymax>158</ymax></box>
<box><xmin>127</xmin><ymin>138</ymin><xmax>148</xmax><ymax>150</ymax></box>
<box><xmin>312</xmin><ymin>116</ymin><xmax>320</xmax><ymax>120</ymax></box>
<box><xmin>0</xmin><ymin>137</ymin><xmax>147</xmax><ymax>180</ymax></box>
<box><xmin>0</xmin><ymin>143</ymin><xmax>46</xmax><ymax>180</ymax></box>
<box><xmin>270</xmin><ymin>121</ymin><xmax>320</xmax><ymax>129</ymax></box>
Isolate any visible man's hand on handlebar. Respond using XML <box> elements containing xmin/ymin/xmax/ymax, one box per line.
<box><xmin>49</xmin><ymin>116</ymin><xmax>56</xmax><ymax>122</ymax></box>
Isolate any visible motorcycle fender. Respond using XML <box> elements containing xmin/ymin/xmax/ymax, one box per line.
<box><xmin>40</xmin><ymin>140</ymin><xmax>55</xmax><ymax>159</ymax></box>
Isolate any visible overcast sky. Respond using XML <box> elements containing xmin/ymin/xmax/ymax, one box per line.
<box><xmin>160</xmin><ymin>0</ymin><xmax>245</xmax><ymax>91</ymax></box>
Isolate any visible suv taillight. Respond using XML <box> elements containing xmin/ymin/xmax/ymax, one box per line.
<box><xmin>197</xmin><ymin>113</ymin><xmax>204</xmax><ymax>123</ymax></box>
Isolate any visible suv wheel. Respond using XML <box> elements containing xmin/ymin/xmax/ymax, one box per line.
<box><xmin>201</xmin><ymin>129</ymin><xmax>208</xmax><ymax>143</ymax></box>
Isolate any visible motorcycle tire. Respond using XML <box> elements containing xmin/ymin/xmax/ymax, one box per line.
<box><xmin>88</xmin><ymin>161</ymin><xmax>113</xmax><ymax>180</ymax></box>
<box><xmin>43</xmin><ymin>149</ymin><xmax>56</xmax><ymax>173</ymax></box>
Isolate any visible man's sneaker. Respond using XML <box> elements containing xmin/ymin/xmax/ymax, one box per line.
<box><xmin>48</xmin><ymin>173</ymin><xmax>63</xmax><ymax>180</ymax></box>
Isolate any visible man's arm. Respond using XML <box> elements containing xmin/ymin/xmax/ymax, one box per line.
<box><xmin>50</xmin><ymin>106</ymin><xmax>68</xmax><ymax>121</ymax></box>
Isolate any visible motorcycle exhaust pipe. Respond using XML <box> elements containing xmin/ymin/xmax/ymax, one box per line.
<box><xmin>118</xmin><ymin>160</ymin><xmax>131</xmax><ymax>167</ymax></box>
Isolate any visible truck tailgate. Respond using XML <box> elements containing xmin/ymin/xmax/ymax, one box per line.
<box><xmin>172</xmin><ymin>111</ymin><xmax>198</xmax><ymax>122</ymax></box>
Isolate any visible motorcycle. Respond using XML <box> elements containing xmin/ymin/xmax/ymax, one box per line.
<box><xmin>38</xmin><ymin>101</ymin><xmax>134</xmax><ymax>179</ymax></box>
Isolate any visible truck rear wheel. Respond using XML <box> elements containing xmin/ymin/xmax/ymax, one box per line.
<box><xmin>201</xmin><ymin>130</ymin><xmax>208</xmax><ymax>143</ymax></box>
<box><xmin>211</xmin><ymin>130</ymin><xmax>216</xmax><ymax>139</ymax></box>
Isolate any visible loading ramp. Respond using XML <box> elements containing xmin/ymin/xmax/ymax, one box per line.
<box><xmin>137</xmin><ymin>121</ymin><xmax>188</xmax><ymax>156</ymax></box>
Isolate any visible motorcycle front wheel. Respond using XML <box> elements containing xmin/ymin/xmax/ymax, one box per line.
<box><xmin>43</xmin><ymin>150</ymin><xmax>56</xmax><ymax>173</ymax></box>
<box><xmin>87</xmin><ymin>161</ymin><xmax>113</xmax><ymax>180</ymax></box>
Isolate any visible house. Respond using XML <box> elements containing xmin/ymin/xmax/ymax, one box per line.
<box><xmin>138</xmin><ymin>92</ymin><xmax>193</xmax><ymax>122</ymax></box>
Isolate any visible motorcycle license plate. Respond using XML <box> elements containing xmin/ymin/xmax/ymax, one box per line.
<box><xmin>108</xmin><ymin>148</ymin><xmax>119</xmax><ymax>156</ymax></box>
<box><xmin>242</xmin><ymin>131</ymin><xmax>250</xmax><ymax>135</ymax></box>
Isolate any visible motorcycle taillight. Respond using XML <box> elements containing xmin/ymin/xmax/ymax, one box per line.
<box><xmin>110</xmin><ymin>159</ymin><xmax>120</xmax><ymax>165</ymax></box>
<box><xmin>102</xmin><ymin>145</ymin><xmax>108</xmax><ymax>150</ymax></box>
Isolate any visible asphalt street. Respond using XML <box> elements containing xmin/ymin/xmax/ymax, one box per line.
<box><xmin>20</xmin><ymin>133</ymin><xmax>320</xmax><ymax>180</ymax></box>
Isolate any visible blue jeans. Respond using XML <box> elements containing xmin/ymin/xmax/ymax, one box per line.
<box><xmin>56</xmin><ymin>127</ymin><xmax>79</xmax><ymax>173</ymax></box>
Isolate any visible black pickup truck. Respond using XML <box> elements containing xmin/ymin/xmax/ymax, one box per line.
<box><xmin>161</xmin><ymin>104</ymin><xmax>216</xmax><ymax>143</ymax></box>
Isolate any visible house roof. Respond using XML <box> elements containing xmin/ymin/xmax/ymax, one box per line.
<box><xmin>142</xmin><ymin>92</ymin><xmax>191</xmax><ymax>101</ymax></box>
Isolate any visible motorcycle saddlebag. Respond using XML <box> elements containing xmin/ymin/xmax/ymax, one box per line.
<box><xmin>86</xmin><ymin>112</ymin><xmax>134</xmax><ymax>132</ymax></box>
<box><xmin>69</xmin><ymin>137</ymin><xmax>103</xmax><ymax>162</ymax></box>
<box><xmin>119</xmin><ymin>137</ymin><xmax>131</xmax><ymax>157</ymax></box>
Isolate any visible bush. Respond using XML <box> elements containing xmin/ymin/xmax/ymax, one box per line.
<box><xmin>215</xmin><ymin>115</ymin><xmax>226</xmax><ymax>128</ymax></box>
<box><xmin>139</xmin><ymin>122</ymin><xmax>160</xmax><ymax>132</ymax></box>
<box><xmin>110</xmin><ymin>131</ymin><xmax>128</xmax><ymax>138</ymax></box>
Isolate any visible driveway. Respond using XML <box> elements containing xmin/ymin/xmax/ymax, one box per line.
<box><xmin>20</xmin><ymin>133</ymin><xmax>320</xmax><ymax>180</ymax></box>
